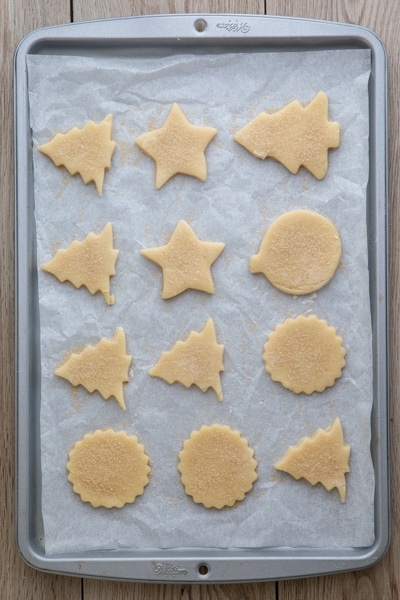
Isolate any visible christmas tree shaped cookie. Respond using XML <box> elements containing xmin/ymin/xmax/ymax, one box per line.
<box><xmin>275</xmin><ymin>418</ymin><xmax>350</xmax><ymax>502</ymax></box>
<box><xmin>67</xmin><ymin>429</ymin><xmax>151</xmax><ymax>508</ymax></box>
<box><xmin>135</xmin><ymin>103</ymin><xmax>217</xmax><ymax>188</ymax></box>
<box><xmin>41</xmin><ymin>222</ymin><xmax>119</xmax><ymax>305</ymax></box>
<box><xmin>149</xmin><ymin>318</ymin><xmax>224</xmax><ymax>400</ymax></box>
<box><xmin>55</xmin><ymin>327</ymin><xmax>132</xmax><ymax>410</ymax></box>
<box><xmin>234</xmin><ymin>91</ymin><xmax>340</xmax><ymax>179</ymax></box>
<box><xmin>178</xmin><ymin>424</ymin><xmax>258</xmax><ymax>509</ymax></box>
<box><xmin>263</xmin><ymin>315</ymin><xmax>346</xmax><ymax>394</ymax></box>
<box><xmin>141</xmin><ymin>220</ymin><xmax>225</xmax><ymax>299</ymax></box>
<box><xmin>38</xmin><ymin>115</ymin><xmax>116</xmax><ymax>194</ymax></box>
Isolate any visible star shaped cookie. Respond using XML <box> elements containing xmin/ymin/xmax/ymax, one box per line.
<box><xmin>38</xmin><ymin>115</ymin><xmax>116</xmax><ymax>195</ymax></box>
<box><xmin>141</xmin><ymin>220</ymin><xmax>225</xmax><ymax>299</ymax></box>
<box><xmin>135</xmin><ymin>103</ymin><xmax>217</xmax><ymax>188</ymax></box>
<box><xmin>234</xmin><ymin>91</ymin><xmax>340</xmax><ymax>179</ymax></box>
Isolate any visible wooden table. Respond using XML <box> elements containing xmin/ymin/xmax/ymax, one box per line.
<box><xmin>1</xmin><ymin>1</ymin><xmax>398</xmax><ymax>598</ymax></box>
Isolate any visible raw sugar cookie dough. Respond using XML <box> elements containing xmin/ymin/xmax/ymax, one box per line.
<box><xmin>38</xmin><ymin>114</ymin><xmax>116</xmax><ymax>195</ymax></box>
<box><xmin>249</xmin><ymin>210</ymin><xmax>342</xmax><ymax>295</ymax></box>
<box><xmin>141</xmin><ymin>220</ymin><xmax>225</xmax><ymax>299</ymax></box>
<box><xmin>263</xmin><ymin>315</ymin><xmax>346</xmax><ymax>394</ymax></box>
<box><xmin>135</xmin><ymin>103</ymin><xmax>217</xmax><ymax>188</ymax></box>
<box><xmin>275</xmin><ymin>418</ymin><xmax>350</xmax><ymax>502</ymax></box>
<box><xmin>41</xmin><ymin>222</ymin><xmax>119</xmax><ymax>305</ymax></box>
<box><xmin>234</xmin><ymin>91</ymin><xmax>340</xmax><ymax>179</ymax></box>
<box><xmin>67</xmin><ymin>429</ymin><xmax>151</xmax><ymax>508</ymax></box>
<box><xmin>178</xmin><ymin>424</ymin><xmax>258</xmax><ymax>509</ymax></box>
<box><xmin>149</xmin><ymin>318</ymin><xmax>224</xmax><ymax>400</ymax></box>
<box><xmin>55</xmin><ymin>327</ymin><xmax>132</xmax><ymax>410</ymax></box>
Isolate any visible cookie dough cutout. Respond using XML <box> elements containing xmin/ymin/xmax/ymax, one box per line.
<box><xmin>275</xmin><ymin>418</ymin><xmax>350</xmax><ymax>502</ymax></box>
<box><xmin>149</xmin><ymin>318</ymin><xmax>224</xmax><ymax>400</ymax></box>
<box><xmin>55</xmin><ymin>327</ymin><xmax>132</xmax><ymax>410</ymax></box>
<box><xmin>234</xmin><ymin>91</ymin><xmax>340</xmax><ymax>179</ymax></box>
<box><xmin>263</xmin><ymin>315</ymin><xmax>346</xmax><ymax>394</ymax></box>
<box><xmin>41</xmin><ymin>222</ymin><xmax>119</xmax><ymax>305</ymax></box>
<box><xmin>141</xmin><ymin>220</ymin><xmax>225</xmax><ymax>299</ymax></box>
<box><xmin>67</xmin><ymin>429</ymin><xmax>151</xmax><ymax>508</ymax></box>
<box><xmin>178</xmin><ymin>424</ymin><xmax>258</xmax><ymax>509</ymax></box>
<box><xmin>38</xmin><ymin>115</ymin><xmax>116</xmax><ymax>195</ymax></box>
<box><xmin>135</xmin><ymin>103</ymin><xmax>217</xmax><ymax>188</ymax></box>
<box><xmin>249</xmin><ymin>210</ymin><xmax>341</xmax><ymax>295</ymax></box>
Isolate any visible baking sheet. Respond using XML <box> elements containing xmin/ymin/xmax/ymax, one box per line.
<box><xmin>27</xmin><ymin>47</ymin><xmax>375</xmax><ymax>554</ymax></box>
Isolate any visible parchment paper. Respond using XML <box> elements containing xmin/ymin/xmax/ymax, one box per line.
<box><xmin>27</xmin><ymin>48</ymin><xmax>374</xmax><ymax>554</ymax></box>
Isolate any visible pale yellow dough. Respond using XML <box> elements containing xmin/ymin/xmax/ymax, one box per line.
<box><xmin>67</xmin><ymin>429</ymin><xmax>151</xmax><ymax>508</ymax></box>
<box><xmin>41</xmin><ymin>222</ymin><xmax>119</xmax><ymax>305</ymax></box>
<box><xmin>141</xmin><ymin>220</ymin><xmax>225</xmax><ymax>299</ymax></box>
<box><xmin>178</xmin><ymin>424</ymin><xmax>258</xmax><ymax>509</ymax></box>
<box><xmin>38</xmin><ymin>115</ymin><xmax>116</xmax><ymax>195</ymax></box>
<box><xmin>263</xmin><ymin>315</ymin><xmax>346</xmax><ymax>394</ymax></box>
<box><xmin>234</xmin><ymin>91</ymin><xmax>340</xmax><ymax>179</ymax></box>
<box><xmin>135</xmin><ymin>103</ymin><xmax>217</xmax><ymax>188</ymax></box>
<box><xmin>275</xmin><ymin>418</ymin><xmax>350</xmax><ymax>502</ymax></box>
<box><xmin>249</xmin><ymin>210</ymin><xmax>341</xmax><ymax>295</ymax></box>
<box><xmin>149</xmin><ymin>318</ymin><xmax>224</xmax><ymax>400</ymax></box>
<box><xmin>55</xmin><ymin>327</ymin><xmax>132</xmax><ymax>410</ymax></box>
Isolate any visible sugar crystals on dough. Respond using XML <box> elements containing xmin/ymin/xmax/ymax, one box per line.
<box><xmin>67</xmin><ymin>429</ymin><xmax>151</xmax><ymax>508</ymax></box>
<box><xmin>178</xmin><ymin>424</ymin><xmax>258</xmax><ymax>509</ymax></box>
<box><xmin>38</xmin><ymin>115</ymin><xmax>116</xmax><ymax>195</ymax></box>
<box><xmin>234</xmin><ymin>91</ymin><xmax>340</xmax><ymax>179</ymax></box>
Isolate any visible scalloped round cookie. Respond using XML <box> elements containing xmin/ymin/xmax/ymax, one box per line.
<box><xmin>249</xmin><ymin>210</ymin><xmax>342</xmax><ymax>295</ymax></box>
<box><xmin>178</xmin><ymin>424</ymin><xmax>258</xmax><ymax>509</ymax></box>
<box><xmin>263</xmin><ymin>315</ymin><xmax>346</xmax><ymax>394</ymax></box>
<box><xmin>67</xmin><ymin>429</ymin><xmax>151</xmax><ymax>508</ymax></box>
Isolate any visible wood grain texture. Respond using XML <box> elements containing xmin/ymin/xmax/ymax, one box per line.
<box><xmin>1</xmin><ymin>0</ymin><xmax>83</xmax><ymax>596</ymax></box>
<box><xmin>3</xmin><ymin>0</ymin><xmax>399</xmax><ymax>599</ymax></box>
<box><xmin>73</xmin><ymin>0</ymin><xmax>264</xmax><ymax>21</ymax></box>
<box><xmin>1</xmin><ymin>1</ymin><xmax>79</xmax><ymax>598</ymax></box>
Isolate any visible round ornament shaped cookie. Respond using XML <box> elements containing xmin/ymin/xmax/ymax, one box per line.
<box><xmin>249</xmin><ymin>209</ymin><xmax>341</xmax><ymax>295</ymax></box>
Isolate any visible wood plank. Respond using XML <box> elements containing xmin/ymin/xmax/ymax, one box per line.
<box><xmin>73</xmin><ymin>0</ymin><xmax>265</xmax><ymax>22</ymax></box>
<box><xmin>82</xmin><ymin>582</ymin><xmax>277</xmax><ymax>600</ymax></box>
<box><xmin>1</xmin><ymin>1</ymin><xmax>83</xmax><ymax>598</ymax></box>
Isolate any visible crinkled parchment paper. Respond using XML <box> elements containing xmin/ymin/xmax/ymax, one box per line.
<box><xmin>27</xmin><ymin>48</ymin><xmax>374</xmax><ymax>554</ymax></box>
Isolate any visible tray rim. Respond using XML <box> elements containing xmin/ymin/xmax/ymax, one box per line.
<box><xmin>14</xmin><ymin>13</ymin><xmax>390</xmax><ymax>583</ymax></box>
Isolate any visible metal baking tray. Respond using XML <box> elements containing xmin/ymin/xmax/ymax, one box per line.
<box><xmin>14</xmin><ymin>14</ymin><xmax>389</xmax><ymax>583</ymax></box>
